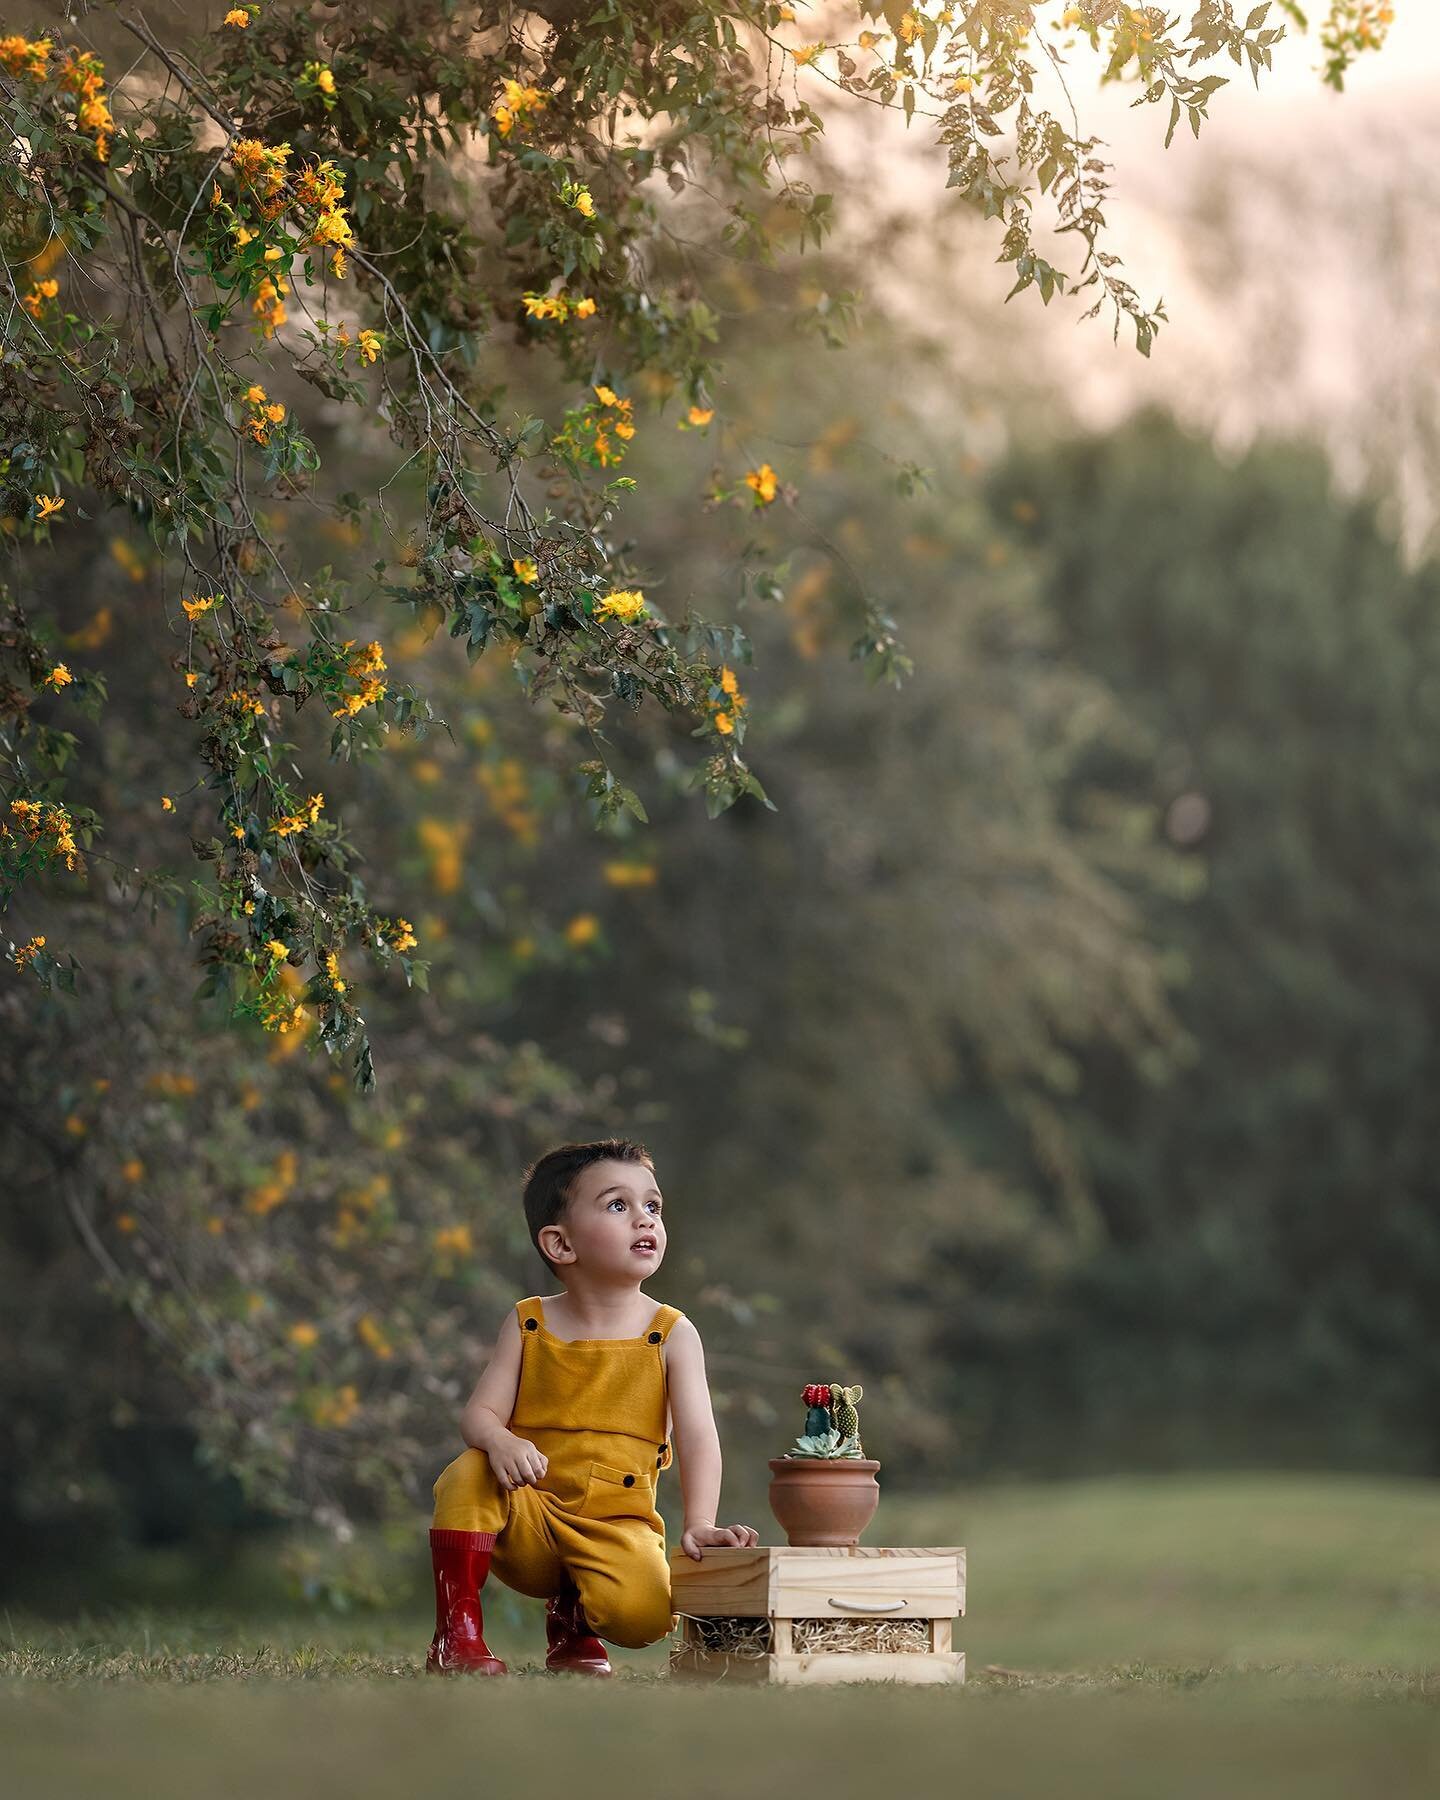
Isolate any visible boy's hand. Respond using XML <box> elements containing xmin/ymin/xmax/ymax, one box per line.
<box><xmin>681</xmin><ymin>1520</ymin><xmax>761</xmax><ymax>1561</ymax></box>
<box><xmin>486</xmin><ymin>1430</ymin><xmax>548</xmax><ymax>1491</ymax></box>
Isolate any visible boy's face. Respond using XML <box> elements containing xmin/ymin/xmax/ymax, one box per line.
<box><xmin>541</xmin><ymin>1158</ymin><xmax>666</xmax><ymax>1281</ymax></box>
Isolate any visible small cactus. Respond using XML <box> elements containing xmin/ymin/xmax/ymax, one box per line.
<box><xmin>802</xmin><ymin>1382</ymin><xmax>833</xmax><ymax>1439</ymax></box>
<box><xmin>830</xmin><ymin>1382</ymin><xmax>863</xmax><ymax>1451</ymax></box>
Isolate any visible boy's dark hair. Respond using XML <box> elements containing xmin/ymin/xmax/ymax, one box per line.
<box><xmin>522</xmin><ymin>1138</ymin><xmax>656</xmax><ymax>1279</ymax></box>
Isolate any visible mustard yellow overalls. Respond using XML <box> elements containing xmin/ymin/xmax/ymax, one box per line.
<box><xmin>431</xmin><ymin>1295</ymin><xmax>682</xmax><ymax>1648</ymax></box>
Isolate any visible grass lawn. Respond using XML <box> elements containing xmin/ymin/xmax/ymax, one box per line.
<box><xmin>3</xmin><ymin>1473</ymin><xmax>1437</xmax><ymax>1798</ymax></box>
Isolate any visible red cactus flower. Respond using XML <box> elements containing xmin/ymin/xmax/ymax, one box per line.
<box><xmin>802</xmin><ymin>1383</ymin><xmax>832</xmax><ymax>1407</ymax></box>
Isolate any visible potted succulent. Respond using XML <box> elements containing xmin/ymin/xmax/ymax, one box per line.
<box><xmin>768</xmin><ymin>1382</ymin><xmax>881</xmax><ymax>1547</ymax></box>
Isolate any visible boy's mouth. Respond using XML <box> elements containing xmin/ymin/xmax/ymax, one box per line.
<box><xmin>631</xmin><ymin>1236</ymin><xmax>658</xmax><ymax>1256</ymax></box>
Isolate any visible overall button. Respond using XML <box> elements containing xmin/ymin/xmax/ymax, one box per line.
<box><xmin>622</xmin><ymin>1474</ymin><xmax>636</xmax><ymax>1487</ymax></box>
<box><xmin>647</xmin><ymin>1331</ymin><xmax>662</xmax><ymax>1343</ymax></box>
<box><xmin>524</xmin><ymin>1318</ymin><xmax>538</xmax><ymax>1330</ymax></box>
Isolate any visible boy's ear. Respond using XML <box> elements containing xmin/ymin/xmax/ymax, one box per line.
<box><xmin>537</xmin><ymin>1223</ymin><xmax>574</xmax><ymax>1264</ymax></box>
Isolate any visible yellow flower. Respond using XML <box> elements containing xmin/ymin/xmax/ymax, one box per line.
<box><xmin>603</xmin><ymin>860</ymin><xmax>657</xmax><ymax>888</ymax></box>
<box><xmin>316</xmin><ymin>68</ymin><xmax>336</xmax><ymax>96</ymax></box>
<box><xmin>572</xmin><ymin>186</ymin><xmax>596</xmax><ymax>218</ymax></box>
<box><xmin>182</xmin><ymin>594</ymin><xmax>220</xmax><ymax>621</ymax></box>
<box><xmin>564</xmin><ymin>913</ymin><xmax>600</xmax><ymax>947</ymax></box>
<box><xmin>35</xmin><ymin>494</ymin><xmax>65</xmax><ymax>521</ymax></box>
<box><xmin>287</xmin><ymin>1321</ymin><xmax>319</xmax><ymax>1348</ymax></box>
<box><xmin>714</xmin><ymin>710</ymin><xmax>734</xmax><ymax>735</ymax></box>
<box><xmin>43</xmin><ymin>664</ymin><xmax>73</xmax><ymax>691</ymax></box>
<box><xmin>595</xmin><ymin>589</ymin><xmax>648</xmax><ymax>623</ymax></box>
<box><xmin>492</xmin><ymin>76</ymin><xmax>549</xmax><ymax>137</ymax></box>
<box><xmin>593</xmin><ymin>383</ymin><xmax>620</xmax><ymax>407</ymax></box>
<box><xmin>686</xmin><ymin>405</ymin><xmax>714</xmax><ymax>427</ymax></box>
<box><xmin>245</xmin><ymin>384</ymin><xmax>267</xmax><ymax>404</ymax></box>
<box><xmin>12</xmin><ymin>934</ymin><xmax>46</xmax><ymax>970</ymax></box>
<box><xmin>573</xmin><ymin>296</ymin><xmax>597</xmax><ymax>318</ymax></box>
<box><xmin>223</xmin><ymin>8</ymin><xmax>250</xmax><ymax>26</ymax></box>
<box><xmin>270</xmin><ymin>792</ymin><xmax>325</xmax><ymax>837</ymax></box>
<box><xmin>161</xmin><ymin>795</ymin><xmax>175</xmax><ymax>812</ymax></box>
<box><xmin>792</xmin><ymin>43</ymin><xmax>823</xmax><ymax>65</ymax></box>
<box><xmin>0</xmin><ymin>35</ymin><xmax>53</xmax><ymax>80</ymax></box>
<box><xmin>323</xmin><ymin>949</ymin><xmax>346</xmax><ymax>995</ymax></box>
<box><xmin>146</xmin><ymin>1070</ymin><xmax>197</xmax><ymax>1097</ymax></box>
<box><xmin>266</xmin><ymin>939</ymin><xmax>289</xmax><ymax>961</ymax></box>
<box><xmin>264</xmin><ymin>402</ymin><xmax>286</xmax><ymax>423</ymax></box>
<box><xmin>121</xmin><ymin>1156</ymin><xmax>144</xmax><ymax>1182</ymax></box>
<box><xmin>513</xmin><ymin>558</ymin><xmax>538</xmax><ymax>584</ymax></box>
<box><xmin>357</xmin><ymin>1311</ymin><xmax>396</xmax><ymax>1356</ymax></box>
<box><xmin>437</xmin><ymin>1224</ymin><xmax>474</xmax><ymax>1255</ymax></box>
<box><xmin>109</xmin><ymin>537</ymin><xmax>146</xmax><ymax>582</ymax></box>
<box><xmin>384</xmin><ymin>917</ymin><xmax>418</xmax><ymax>953</ymax></box>
<box><xmin>116</xmin><ymin>1213</ymin><xmax>137</xmax><ymax>1234</ymax></box>
<box><xmin>744</xmin><ymin>462</ymin><xmax>778</xmax><ymax>504</ymax></box>
<box><xmin>357</xmin><ymin>329</ymin><xmax>381</xmax><ymax>363</ymax></box>
<box><xmin>20</xmin><ymin>277</ymin><xmax>59</xmax><ymax>317</ymax></box>
<box><xmin>308</xmin><ymin>206</ymin><xmax>354</xmax><ymax>250</ymax></box>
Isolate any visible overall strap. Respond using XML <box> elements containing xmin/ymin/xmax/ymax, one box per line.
<box><xmin>515</xmin><ymin>1296</ymin><xmax>545</xmax><ymax>1335</ymax></box>
<box><xmin>647</xmin><ymin>1303</ymin><xmax>685</xmax><ymax>1343</ymax></box>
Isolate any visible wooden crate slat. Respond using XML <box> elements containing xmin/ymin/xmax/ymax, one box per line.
<box><xmin>770</xmin><ymin>1650</ymin><xmax>965</xmax><ymax>1687</ymax></box>
<box><xmin>667</xmin><ymin>1545</ymin><xmax>773</xmax><ymax>1615</ymax></box>
<box><xmin>771</xmin><ymin>1551</ymin><xmax>961</xmax><ymax>1618</ymax></box>
<box><xmin>670</xmin><ymin>1647</ymin><xmax>967</xmax><ymax>1687</ymax></box>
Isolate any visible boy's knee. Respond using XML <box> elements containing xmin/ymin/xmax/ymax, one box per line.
<box><xmin>431</xmin><ymin>1447</ymin><xmax>508</xmax><ymax>1533</ymax></box>
<box><xmin>432</xmin><ymin>1446</ymin><xmax>490</xmax><ymax>1504</ymax></box>
<box><xmin>583</xmin><ymin>1581</ymin><xmax>676</xmax><ymax>1649</ymax></box>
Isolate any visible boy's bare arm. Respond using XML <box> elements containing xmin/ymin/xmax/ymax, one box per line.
<box><xmin>459</xmin><ymin>1310</ymin><xmax>549</xmax><ymax>1490</ymax></box>
<box><xmin>664</xmin><ymin>1317</ymin><xmax>760</xmax><ymax>1560</ymax></box>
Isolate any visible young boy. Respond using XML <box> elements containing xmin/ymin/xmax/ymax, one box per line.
<box><xmin>426</xmin><ymin>1137</ymin><xmax>760</xmax><ymax>1676</ymax></box>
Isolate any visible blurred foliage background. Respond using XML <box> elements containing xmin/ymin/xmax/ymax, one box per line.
<box><xmin>3</xmin><ymin>0</ymin><xmax>1437</xmax><ymax>1627</ymax></box>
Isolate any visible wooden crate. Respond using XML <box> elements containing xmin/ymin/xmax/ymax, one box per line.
<box><xmin>669</xmin><ymin>1545</ymin><xmax>966</xmax><ymax>1686</ymax></box>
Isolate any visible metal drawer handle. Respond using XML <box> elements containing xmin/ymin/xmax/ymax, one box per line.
<box><xmin>826</xmin><ymin>1596</ymin><xmax>908</xmax><ymax>1613</ymax></box>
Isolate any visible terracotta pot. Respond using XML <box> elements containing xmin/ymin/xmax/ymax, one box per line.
<box><xmin>767</xmin><ymin>1457</ymin><xmax>881</xmax><ymax>1547</ymax></box>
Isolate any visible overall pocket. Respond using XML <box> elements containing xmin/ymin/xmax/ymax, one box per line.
<box><xmin>579</xmin><ymin>1460</ymin><xmax>657</xmax><ymax>1522</ymax></box>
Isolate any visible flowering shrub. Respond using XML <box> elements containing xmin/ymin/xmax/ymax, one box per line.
<box><xmin>0</xmin><ymin>3</ymin><xmax>1384</xmax><ymax>1553</ymax></box>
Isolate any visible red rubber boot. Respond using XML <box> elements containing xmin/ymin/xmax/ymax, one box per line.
<box><xmin>545</xmin><ymin>1577</ymin><xmax>613</xmax><ymax>1676</ymax></box>
<box><xmin>426</xmin><ymin>1528</ymin><xmax>507</xmax><ymax>1675</ymax></box>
